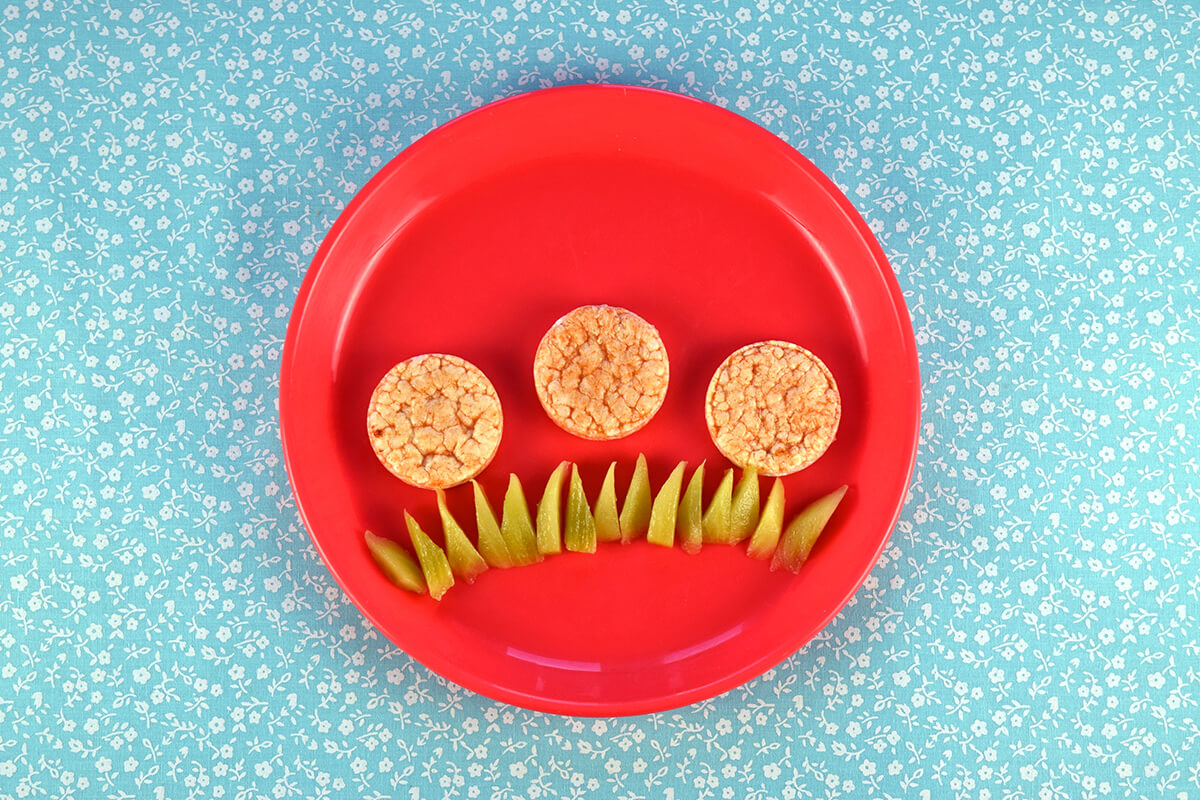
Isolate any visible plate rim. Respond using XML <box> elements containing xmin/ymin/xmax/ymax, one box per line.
<box><xmin>280</xmin><ymin>84</ymin><xmax>921</xmax><ymax>716</ymax></box>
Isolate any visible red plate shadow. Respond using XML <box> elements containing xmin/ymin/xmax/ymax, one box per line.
<box><xmin>281</xmin><ymin>86</ymin><xmax>920</xmax><ymax>715</ymax></box>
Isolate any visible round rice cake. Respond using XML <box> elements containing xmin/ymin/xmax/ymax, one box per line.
<box><xmin>367</xmin><ymin>354</ymin><xmax>503</xmax><ymax>489</ymax></box>
<box><xmin>533</xmin><ymin>305</ymin><xmax>670</xmax><ymax>440</ymax></box>
<box><xmin>705</xmin><ymin>341</ymin><xmax>841</xmax><ymax>476</ymax></box>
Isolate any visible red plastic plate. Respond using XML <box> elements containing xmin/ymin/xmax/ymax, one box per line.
<box><xmin>281</xmin><ymin>86</ymin><xmax>919</xmax><ymax>716</ymax></box>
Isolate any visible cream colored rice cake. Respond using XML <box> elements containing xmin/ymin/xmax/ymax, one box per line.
<box><xmin>705</xmin><ymin>340</ymin><xmax>840</xmax><ymax>476</ymax></box>
<box><xmin>367</xmin><ymin>354</ymin><xmax>503</xmax><ymax>489</ymax></box>
<box><xmin>533</xmin><ymin>305</ymin><xmax>669</xmax><ymax>440</ymax></box>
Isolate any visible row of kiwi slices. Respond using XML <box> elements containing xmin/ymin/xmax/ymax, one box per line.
<box><xmin>365</xmin><ymin>456</ymin><xmax>848</xmax><ymax>601</ymax></box>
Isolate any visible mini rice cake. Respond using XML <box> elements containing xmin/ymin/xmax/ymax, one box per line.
<box><xmin>367</xmin><ymin>354</ymin><xmax>503</xmax><ymax>489</ymax></box>
<box><xmin>705</xmin><ymin>341</ymin><xmax>840</xmax><ymax>476</ymax></box>
<box><xmin>533</xmin><ymin>305</ymin><xmax>669</xmax><ymax>440</ymax></box>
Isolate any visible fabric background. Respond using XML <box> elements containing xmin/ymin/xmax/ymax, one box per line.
<box><xmin>1</xmin><ymin>1</ymin><xmax>1197</xmax><ymax>797</ymax></box>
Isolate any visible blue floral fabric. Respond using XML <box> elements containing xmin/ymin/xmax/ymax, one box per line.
<box><xmin>2</xmin><ymin>1</ymin><xmax>1197</xmax><ymax>797</ymax></box>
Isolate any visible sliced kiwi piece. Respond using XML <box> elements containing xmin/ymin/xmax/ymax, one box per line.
<box><xmin>745</xmin><ymin>478</ymin><xmax>785</xmax><ymax>560</ymax></box>
<box><xmin>403</xmin><ymin>512</ymin><xmax>454</xmax><ymax>600</ymax></box>
<box><xmin>364</xmin><ymin>530</ymin><xmax>427</xmax><ymax>594</ymax></box>
<box><xmin>647</xmin><ymin>461</ymin><xmax>686</xmax><ymax>547</ymax></box>
<box><xmin>564</xmin><ymin>463</ymin><xmax>597</xmax><ymax>553</ymax></box>
<box><xmin>593</xmin><ymin>462</ymin><xmax>622</xmax><ymax>543</ymax></box>
<box><xmin>772</xmin><ymin>485</ymin><xmax>848</xmax><ymax>573</ymax></box>
<box><xmin>436</xmin><ymin>489</ymin><xmax>488</xmax><ymax>582</ymax></box>
<box><xmin>701</xmin><ymin>468</ymin><xmax>734</xmax><ymax>544</ymax></box>
<box><xmin>730</xmin><ymin>466</ymin><xmax>760</xmax><ymax>543</ymax></box>
<box><xmin>618</xmin><ymin>453</ymin><xmax>651</xmax><ymax>543</ymax></box>
<box><xmin>535</xmin><ymin>461</ymin><xmax>568</xmax><ymax>556</ymax></box>
<box><xmin>471</xmin><ymin>480</ymin><xmax>513</xmax><ymax>569</ymax></box>
<box><xmin>678</xmin><ymin>461</ymin><xmax>706</xmax><ymax>555</ymax></box>
<box><xmin>501</xmin><ymin>474</ymin><xmax>542</xmax><ymax>566</ymax></box>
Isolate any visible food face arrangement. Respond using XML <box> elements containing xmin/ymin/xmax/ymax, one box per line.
<box><xmin>365</xmin><ymin>304</ymin><xmax>846</xmax><ymax>600</ymax></box>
